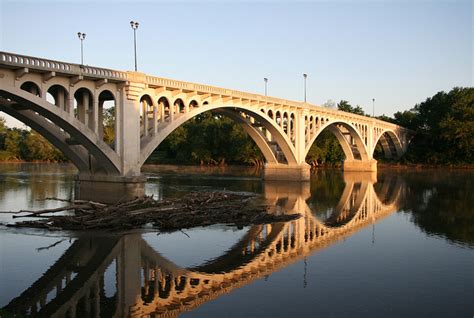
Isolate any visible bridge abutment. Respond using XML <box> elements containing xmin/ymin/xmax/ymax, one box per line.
<box><xmin>343</xmin><ymin>159</ymin><xmax>377</xmax><ymax>172</ymax></box>
<box><xmin>263</xmin><ymin>163</ymin><xmax>311</xmax><ymax>181</ymax></box>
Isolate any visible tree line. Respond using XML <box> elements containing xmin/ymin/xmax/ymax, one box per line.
<box><xmin>0</xmin><ymin>87</ymin><xmax>471</xmax><ymax>165</ymax></box>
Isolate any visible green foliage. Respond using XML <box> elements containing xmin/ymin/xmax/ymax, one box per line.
<box><xmin>0</xmin><ymin>117</ymin><xmax>67</xmax><ymax>162</ymax></box>
<box><xmin>102</xmin><ymin>107</ymin><xmax>115</xmax><ymax>145</ymax></box>
<box><xmin>393</xmin><ymin>87</ymin><xmax>473</xmax><ymax>164</ymax></box>
<box><xmin>147</xmin><ymin>112</ymin><xmax>264</xmax><ymax>166</ymax></box>
<box><xmin>306</xmin><ymin>130</ymin><xmax>345</xmax><ymax>166</ymax></box>
<box><xmin>20</xmin><ymin>131</ymin><xmax>66</xmax><ymax>161</ymax></box>
<box><xmin>337</xmin><ymin>100</ymin><xmax>365</xmax><ymax>116</ymax></box>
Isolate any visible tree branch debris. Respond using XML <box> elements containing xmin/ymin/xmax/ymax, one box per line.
<box><xmin>5</xmin><ymin>191</ymin><xmax>300</xmax><ymax>232</ymax></box>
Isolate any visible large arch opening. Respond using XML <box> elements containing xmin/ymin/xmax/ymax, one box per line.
<box><xmin>139</xmin><ymin>103</ymin><xmax>298</xmax><ymax>168</ymax></box>
<box><xmin>305</xmin><ymin>122</ymin><xmax>369</xmax><ymax>167</ymax></box>
<box><xmin>373</xmin><ymin>130</ymin><xmax>403</xmax><ymax>160</ymax></box>
<box><xmin>144</xmin><ymin>110</ymin><xmax>266</xmax><ymax>166</ymax></box>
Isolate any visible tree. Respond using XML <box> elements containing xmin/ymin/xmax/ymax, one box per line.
<box><xmin>392</xmin><ymin>87</ymin><xmax>474</xmax><ymax>164</ymax></box>
<box><xmin>337</xmin><ymin>100</ymin><xmax>365</xmax><ymax>116</ymax></box>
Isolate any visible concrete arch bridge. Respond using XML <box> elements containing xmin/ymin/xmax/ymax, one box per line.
<box><xmin>2</xmin><ymin>173</ymin><xmax>405</xmax><ymax>317</ymax></box>
<box><xmin>0</xmin><ymin>52</ymin><xmax>412</xmax><ymax>182</ymax></box>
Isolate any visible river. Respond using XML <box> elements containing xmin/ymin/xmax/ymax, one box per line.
<box><xmin>0</xmin><ymin>163</ymin><xmax>472</xmax><ymax>317</ymax></box>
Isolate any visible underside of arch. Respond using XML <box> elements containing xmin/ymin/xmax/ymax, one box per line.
<box><xmin>305</xmin><ymin>122</ymin><xmax>369</xmax><ymax>162</ymax></box>
<box><xmin>0</xmin><ymin>99</ymin><xmax>89</xmax><ymax>172</ymax></box>
<box><xmin>374</xmin><ymin>130</ymin><xmax>403</xmax><ymax>159</ymax></box>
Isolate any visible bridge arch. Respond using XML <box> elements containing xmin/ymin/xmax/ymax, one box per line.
<box><xmin>373</xmin><ymin>129</ymin><xmax>404</xmax><ymax>159</ymax></box>
<box><xmin>138</xmin><ymin>103</ymin><xmax>298</xmax><ymax>167</ymax></box>
<box><xmin>0</xmin><ymin>84</ymin><xmax>121</xmax><ymax>175</ymax></box>
<box><xmin>305</xmin><ymin>121</ymin><xmax>370</xmax><ymax>162</ymax></box>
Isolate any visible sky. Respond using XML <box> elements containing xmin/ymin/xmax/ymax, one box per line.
<box><xmin>0</xmin><ymin>0</ymin><xmax>472</xmax><ymax>127</ymax></box>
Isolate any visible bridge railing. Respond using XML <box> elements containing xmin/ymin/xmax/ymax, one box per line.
<box><xmin>0</xmin><ymin>51</ymin><xmax>127</xmax><ymax>81</ymax></box>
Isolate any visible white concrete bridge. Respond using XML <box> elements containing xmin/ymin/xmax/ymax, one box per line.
<box><xmin>2</xmin><ymin>173</ymin><xmax>404</xmax><ymax>317</ymax></box>
<box><xmin>0</xmin><ymin>52</ymin><xmax>412</xmax><ymax>182</ymax></box>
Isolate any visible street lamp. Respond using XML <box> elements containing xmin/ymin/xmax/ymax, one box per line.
<box><xmin>303</xmin><ymin>73</ymin><xmax>308</xmax><ymax>103</ymax></box>
<box><xmin>264</xmin><ymin>77</ymin><xmax>268</xmax><ymax>96</ymax></box>
<box><xmin>130</xmin><ymin>20</ymin><xmax>139</xmax><ymax>71</ymax></box>
<box><xmin>372</xmin><ymin>98</ymin><xmax>375</xmax><ymax>117</ymax></box>
<box><xmin>77</xmin><ymin>32</ymin><xmax>86</xmax><ymax>65</ymax></box>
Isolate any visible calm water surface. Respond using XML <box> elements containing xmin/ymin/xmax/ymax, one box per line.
<box><xmin>0</xmin><ymin>163</ymin><xmax>472</xmax><ymax>317</ymax></box>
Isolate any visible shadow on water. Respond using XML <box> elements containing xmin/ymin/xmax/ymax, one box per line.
<box><xmin>1</xmin><ymin>169</ymin><xmax>408</xmax><ymax>317</ymax></box>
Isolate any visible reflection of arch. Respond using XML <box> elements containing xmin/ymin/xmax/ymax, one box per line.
<box><xmin>2</xmin><ymin>173</ymin><xmax>404</xmax><ymax>317</ymax></box>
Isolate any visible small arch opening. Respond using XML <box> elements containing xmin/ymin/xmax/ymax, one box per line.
<box><xmin>20</xmin><ymin>81</ymin><xmax>41</xmax><ymax>97</ymax></box>
<box><xmin>47</xmin><ymin>84</ymin><xmax>69</xmax><ymax>111</ymax></box>
<box><xmin>99</xmin><ymin>90</ymin><xmax>116</xmax><ymax>148</ymax></box>
<box><xmin>140</xmin><ymin>95</ymin><xmax>153</xmax><ymax>137</ymax></box>
<box><xmin>73</xmin><ymin>88</ymin><xmax>93</xmax><ymax>128</ymax></box>
<box><xmin>158</xmin><ymin>96</ymin><xmax>171</xmax><ymax>122</ymax></box>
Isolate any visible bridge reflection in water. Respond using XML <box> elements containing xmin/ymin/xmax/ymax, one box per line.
<box><xmin>2</xmin><ymin>172</ymin><xmax>404</xmax><ymax>318</ymax></box>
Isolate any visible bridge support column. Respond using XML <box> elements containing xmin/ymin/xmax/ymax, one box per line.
<box><xmin>263</xmin><ymin>163</ymin><xmax>311</xmax><ymax>181</ymax></box>
<box><xmin>75</xmin><ymin>174</ymin><xmax>146</xmax><ymax>203</ymax></box>
<box><xmin>343</xmin><ymin>159</ymin><xmax>377</xmax><ymax>172</ymax></box>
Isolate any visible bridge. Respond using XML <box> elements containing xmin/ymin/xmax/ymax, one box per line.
<box><xmin>0</xmin><ymin>52</ymin><xmax>412</xmax><ymax>184</ymax></box>
<box><xmin>2</xmin><ymin>173</ymin><xmax>405</xmax><ymax>317</ymax></box>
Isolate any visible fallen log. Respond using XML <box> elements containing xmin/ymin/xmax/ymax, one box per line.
<box><xmin>5</xmin><ymin>191</ymin><xmax>300</xmax><ymax>232</ymax></box>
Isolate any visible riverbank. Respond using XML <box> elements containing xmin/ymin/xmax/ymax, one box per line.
<box><xmin>377</xmin><ymin>162</ymin><xmax>474</xmax><ymax>170</ymax></box>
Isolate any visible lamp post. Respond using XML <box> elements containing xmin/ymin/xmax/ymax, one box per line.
<box><xmin>372</xmin><ymin>98</ymin><xmax>375</xmax><ymax>117</ymax></box>
<box><xmin>303</xmin><ymin>73</ymin><xmax>308</xmax><ymax>103</ymax></box>
<box><xmin>130</xmin><ymin>21</ymin><xmax>139</xmax><ymax>71</ymax></box>
<box><xmin>77</xmin><ymin>32</ymin><xmax>86</xmax><ymax>65</ymax></box>
<box><xmin>264</xmin><ymin>77</ymin><xmax>268</xmax><ymax>96</ymax></box>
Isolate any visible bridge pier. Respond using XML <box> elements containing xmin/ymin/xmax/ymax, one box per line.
<box><xmin>343</xmin><ymin>159</ymin><xmax>377</xmax><ymax>172</ymax></box>
<box><xmin>75</xmin><ymin>174</ymin><xmax>146</xmax><ymax>203</ymax></box>
<box><xmin>263</xmin><ymin>163</ymin><xmax>311</xmax><ymax>181</ymax></box>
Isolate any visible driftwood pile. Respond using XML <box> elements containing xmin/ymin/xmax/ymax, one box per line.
<box><xmin>4</xmin><ymin>191</ymin><xmax>300</xmax><ymax>232</ymax></box>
